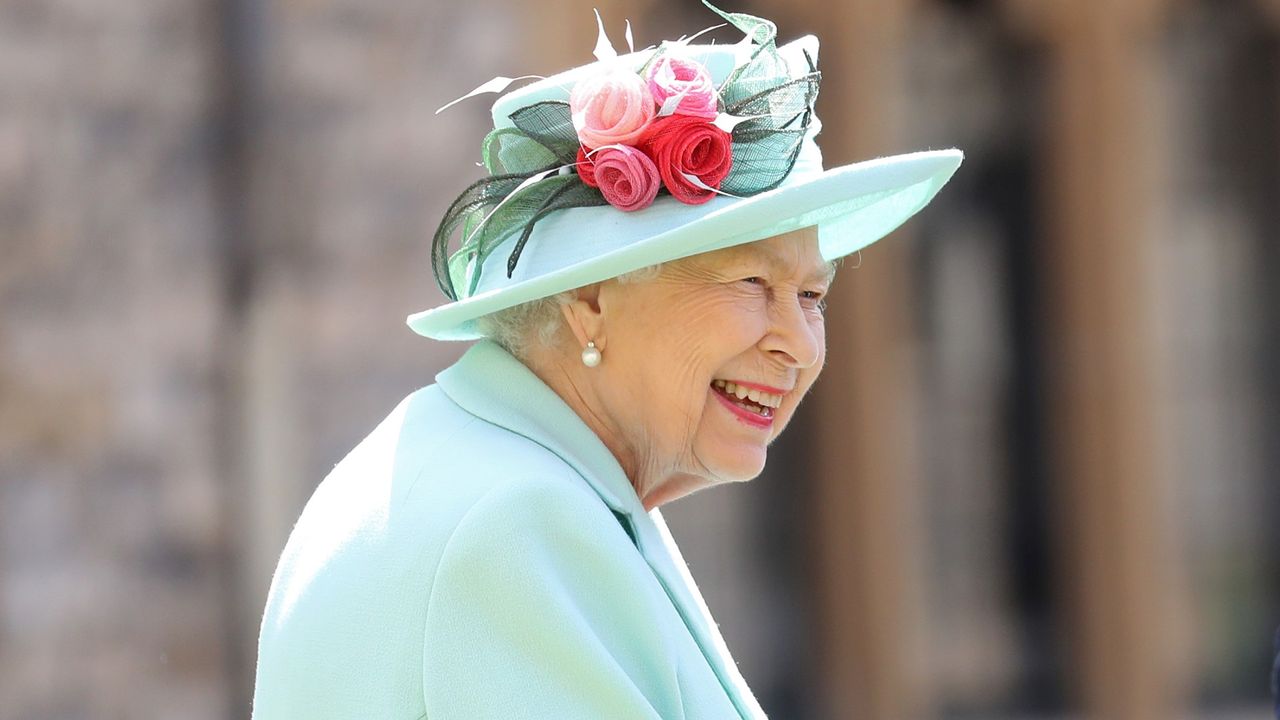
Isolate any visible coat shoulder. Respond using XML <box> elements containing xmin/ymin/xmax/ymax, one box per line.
<box><xmin>320</xmin><ymin>383</ymin><xmax>611</xmax><ymax>534</ymax></box>
<box><xmin>253</xmin><ymin>383</ymin><xmax>632</xmax><ymax>719</ymax></box>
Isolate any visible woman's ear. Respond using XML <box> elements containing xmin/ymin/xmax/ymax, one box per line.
<box><xmin>560</xmin><ymin>283</ymin><xmax>606</xmax><ymax>350</ymax></box>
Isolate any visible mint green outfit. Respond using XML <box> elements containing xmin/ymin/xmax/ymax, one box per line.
<box><xmin>252</xmin><ymin>341</ymin><xmax>766</xmax><ymax>719</ymax></box>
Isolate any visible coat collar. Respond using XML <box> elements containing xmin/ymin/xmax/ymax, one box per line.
<box><xmin>435</xmin><ymin>341</ymin><xmax>762</xmax><ymax>719</ymax></box>
<box><xmin>434</xmin><ymin>340</ymin><xmax>644</xmax><ymax>517</ymax></box>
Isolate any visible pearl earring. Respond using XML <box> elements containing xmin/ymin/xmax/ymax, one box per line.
<box><xmin>581</xmin><ymin>341</ymin><xmax>601</xmax><ymax>368</ymax></box>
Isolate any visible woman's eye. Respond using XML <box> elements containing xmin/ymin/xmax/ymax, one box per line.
<box><xmin>801</xmin><ymin>290</ymin><xmax>827</xmax><ymax>310</ymax></box>
<box><xmin>741</xmin><ymin>276</ymin><xmax>764</xmax><ymax>285</ymax></box>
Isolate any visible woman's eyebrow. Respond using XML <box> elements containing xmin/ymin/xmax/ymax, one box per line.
<box><xmin>812</xmin><ymin>261</ymin><xmax>837</xmax><ymax>284</ymax></box>
<box><xmin>740</xmin><ymin>245</ymin><xmax>834</xmax><ymax>284</ymax></box>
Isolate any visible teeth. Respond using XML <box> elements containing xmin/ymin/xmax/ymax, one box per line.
<box><xmin>712</xmin><ymin>379</ymin><xmax>785</xmax><ymax>409</ymax></box>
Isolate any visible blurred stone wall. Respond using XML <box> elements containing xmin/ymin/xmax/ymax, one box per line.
<box><xmin>1</xmin><ymin>1</ymin><xmax>231</xmax><ymax>717</ymax></box>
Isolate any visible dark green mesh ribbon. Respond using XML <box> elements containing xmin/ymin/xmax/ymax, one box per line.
<box><xmin>430</xmin><ymin>100</ymin><xmax>612</xmax><ymax>300</ymax></box>
<box><xmin>721</xmin><ymin>55</ymin><xmax>820</xmax><ymax>195</ymax></box>
<box><xmin>509</xmin><ymin>102</ymin><xmax>581</xmax><ymax>163</ymax></box>
<box><xmin>702</xmin><ymin>0</ymin><xmax>789</xmax><ymax>105</ymax></box>
<box><xmin>430</xmin><ymin>1</ymin><xmax>821</xmax><ymax>301</ymax></box>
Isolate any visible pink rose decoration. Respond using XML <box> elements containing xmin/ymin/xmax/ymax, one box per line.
<box><xmin>590</xmin><ymin>145</ymin><xmax>661</xmax><ymax>212</ymax></box>
<box><xmin>646</xmin><ymin>54</ymin><xmax>718</xmax><ymax>119</ymax></box>
<box><xmin>570</xmin><ymin>69</ymin><xmax>656</xmax><ymax>149</ymax></box>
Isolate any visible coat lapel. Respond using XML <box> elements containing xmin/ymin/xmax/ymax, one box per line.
<box><xmin>435</xmin><ymin>342</ymin><xmax>762</xmax><ymax>719</ymax></box>
<box><xmin>631</xmin><ymin>509</ymin><xmax>765</xmax><ymax>719</ymax></box>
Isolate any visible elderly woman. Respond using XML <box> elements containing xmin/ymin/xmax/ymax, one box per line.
<box><xmin>251</xmin><ymin>6</ymin><xmax>960</xmax><ymax>719</ymax></box>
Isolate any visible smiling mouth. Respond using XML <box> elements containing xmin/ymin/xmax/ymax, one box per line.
<box><xmin>711</xmin><ymin>379</ymin><xmax>780</xmax><ymax>419</ymax></box>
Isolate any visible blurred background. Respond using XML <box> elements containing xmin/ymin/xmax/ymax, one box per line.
<box><xmin>1</xmin><ymin>0</ymin><xmax>1277</xmax><ymax>718</ymax></box>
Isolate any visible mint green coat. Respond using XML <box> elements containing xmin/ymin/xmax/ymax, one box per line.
<box><xmin>251</xmin><ymin>341</ymin><xmax>766</xmax><ymax>719</ymax></box>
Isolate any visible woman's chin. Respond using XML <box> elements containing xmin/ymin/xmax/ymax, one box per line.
<box><xmin>698</xmin><ymin>445</ymin><xmax>768</xmax><ymax>484</ymax></box>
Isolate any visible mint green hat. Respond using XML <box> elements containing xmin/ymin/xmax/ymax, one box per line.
<box><xmin>408</xmin><ymin>4</ymin><xmax>962</xmax><ymax>341</ymax></box>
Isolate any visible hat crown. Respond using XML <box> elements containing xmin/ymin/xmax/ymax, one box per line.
<box><xmin>432</xmin><ymin>26</ymin><xmax>826</xmax><ymax>303</ymax></box>
<box><xmin>451</xmin><ymin>34</ymin><xmax>828</xmax><ymax>302</ymax></box>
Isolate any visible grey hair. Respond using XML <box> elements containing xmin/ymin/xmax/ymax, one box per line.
<box><xmin>476</xmin><ymin>264</ymin><xmax>662</xmax><ymax>359</ymax></box>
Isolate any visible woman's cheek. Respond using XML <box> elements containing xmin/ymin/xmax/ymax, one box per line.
<box><xmin>687</xmin><ymin>297</ymin><xmax>759</xmax><ymax>343</ymax></box>
<box><xmin>719</xmin><ymin>292</ymin><xmax>771</xmax><ymax>330</ymax></box>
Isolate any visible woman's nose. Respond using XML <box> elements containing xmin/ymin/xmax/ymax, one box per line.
<box><xmin>762</xmin><ymin>297</ymin><xmax>822</xmax><ymax>368</ymax></box>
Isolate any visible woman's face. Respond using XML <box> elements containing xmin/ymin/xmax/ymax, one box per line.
<box><xmin>592</xmin><ymin>226</ymin><xmax>831</xmax><ymax>500</ymax></box>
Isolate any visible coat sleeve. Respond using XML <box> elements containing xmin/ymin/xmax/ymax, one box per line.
<box><xmin>421</xmin><ymin>476</ymin><xmax>683</xmax><ymax>720</ymax></box>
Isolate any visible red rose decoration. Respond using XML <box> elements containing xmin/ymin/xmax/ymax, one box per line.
<box><xmin>576</xmin><ymin>146</ymin><xmax>599</xmax><ymax>187</ymax></box>
<box><xmin>641</xmin><ymin>115</ymin><xmax>733</xmax><ymax>205</ymax></box>
<box><xmin>591</xmin><ymin>145</ymin><xmax>661</xmax><ymax>212</ymax></box>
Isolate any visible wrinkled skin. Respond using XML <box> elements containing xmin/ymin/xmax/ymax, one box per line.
<box><xmin>531</xmin><ymin>225</ymin><xmax>833</xmax><ymax>510</ymax></box>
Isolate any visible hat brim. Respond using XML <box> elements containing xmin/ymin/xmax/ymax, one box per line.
<box><xmin>407</xmin><ymin>148</ymin><xmax>962</xmax><ymax>341</ymax></box>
